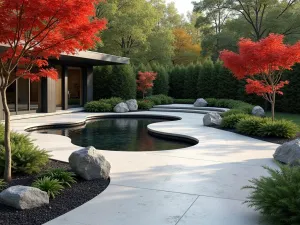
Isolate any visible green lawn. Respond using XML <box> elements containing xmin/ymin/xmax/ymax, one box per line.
<box><xmin>266</xmin><ymin>112</ymin><xmax>300</xmax><ymax>131</ymax></box>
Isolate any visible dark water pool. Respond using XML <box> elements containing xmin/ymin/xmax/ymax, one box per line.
<box><xmin>35</xmin><ymin>118</ymin><xmax>194</xmax><ymax>151</ymax></box>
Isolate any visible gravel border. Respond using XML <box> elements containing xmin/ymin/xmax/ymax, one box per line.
<box><xmin>0</xmin><ymin>160</ymin><xmax>110</xmax><ymax>225</ymax></box>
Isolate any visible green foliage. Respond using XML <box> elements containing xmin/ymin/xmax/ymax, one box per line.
<box><xmin>197</xmin><ymin>60</ymin><xmax>215</xmax><ymax>98</ymax></box>
<box><xmin>0</xmin><ymin>130</ymin><xmax>49</xmax><ymax>175</ymax></box>
<box><xmin>222</xmin><ymin>109</ymin><xmax>248</xmax><ymax>117</ymax></box>
<box><xmin>236</xmin><ymin>117</ymin><xmax>269</xmax><ymax>136</ymax></box>
<box><xmin>169</xmin><ymin>66</ymin><xmax>186</xmax><ymax>99</ymax></box>
<box><xmin>145</xmin><ymin>94</ymin><xmax>173</xmax><ymax>105</ymax></box>
<box><xmin>137</xmin><ymin>100</ymin><xmax>155</xmax><ymax>110</ymax></box>
<box><xmin>221</xmin><ymin>113</ymin><xmax>251</xmax><ymax>129</ymax></box>
<box><xmin>93</xmin><ymin>65</ymin><xmax>136</xmax><ymax>100</ymax></box>
<box><xmin>173</xmin><ymin>99</ymin><xmax>195</xmax><ymax>104</ymax></box>
<box><xmin>39</xmin><ymin>169</ymin><xmax>76</xmax><ymax>187</ymax></box>
<box><xmin>183</xmin><ymin>64</ymin><xmax>200</xmax><ymax>99</ymax></box>
<box><xmin>84</xmin><ymin>101</ymin><xmax>112</xmax><ymax>112</ymax></box>
<box><xmin>152</xmin><ymin>64</ymin><xmax>169</xmax><ymax>95</ymax></box>
<box><xmin>0</xmin><ymin>179</ymin><xmax>6</xmax><ymax>191</ymax></box>
<box><xmin>243</xmin><ymin>164</ymin><xmax>300</xmax><ymax>225</ymax></box>
<box><xmin>32</xmin><ymin>177</ymin><xmax>64</xmax><ymax>199</ymax></box>
<box><xmin>100</xmin><ymin>97</ymin><xmax>123</xmax><ymax>106</ymax></box>
<box><xmin>258</xmin><ymin>119</ymin><xmax>298</xmax><ymax>139</ymax></box>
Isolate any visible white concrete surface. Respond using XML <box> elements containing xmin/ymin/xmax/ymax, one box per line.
<box><xmin>10</xmin><ymin>111</ymin><xmax>278</xmax><ymax>225</ymax></box>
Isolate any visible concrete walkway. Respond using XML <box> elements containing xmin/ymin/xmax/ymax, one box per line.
<box><xmin>10</xmin><ymin>111</ymin><xmax>278</xmax><ymax>225</ymax></box>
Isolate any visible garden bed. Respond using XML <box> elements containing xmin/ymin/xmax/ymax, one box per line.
<box><xmin>0</xmin><ymin>160</ymin><xmax>110</xmax><ymax>225</ymax></box>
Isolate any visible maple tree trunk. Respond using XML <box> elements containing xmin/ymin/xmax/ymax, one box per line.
<box><xmin>271</xmin><ymin>92</ymin><xmax>276</xmax><ymax>122</ymax></box>
<box><xmin>1</xmin><ymin>88</ymin><xmax>12</xmax><ymax>181</ymax></box>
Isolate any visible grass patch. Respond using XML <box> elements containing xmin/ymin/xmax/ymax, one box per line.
<box><xmin>266</xmin><ymin>112</ymin><xmax>300</xmax><ymax>131</ymax></box>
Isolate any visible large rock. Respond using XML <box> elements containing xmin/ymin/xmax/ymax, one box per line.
<box><xmin>194</xmin><ymin>98</ymin><xmax>208</xmax><ymax>107</ymax></box>
<box><xmin>252</xmin><ymin>106</ymin><xmax>265</xmax><ymax>117</ymax></box>
<box><xmin>273</xmin><ymin>139</ymin><xmax>300</xmax><ymax>165</ymax></box>
<box><xmin>114</xmin><ymin>102</ymin><xmax>129</xmax><ymax>113</ymax></box>
<box><xmin>69</xmin><ymin>146</ymin><xmax>111</xmax><ymax>180</ymax></box>
<box><xmin>126</xmin><ymin>99</ymin><xmax>138</xmax><ymax>111</ymax></box>
<box><xmin>203</xmin><ymin>112</ymin><xmax>222</xmax><ymax>126</ymax></box>
<box><xmin>0</xmin><ymin>186</ymin><xmax>49</xmax><ymax>210</ymax></box>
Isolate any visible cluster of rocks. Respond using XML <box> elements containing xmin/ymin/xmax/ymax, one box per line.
<box><xmin>114</xmin><ymin>99</ymin><xmax>138</xmax><ymax>113</ymax></box>
<box><xmin>0</xmin><ymin>146</ymin><xmax>111</xmax><ymax>210</ymax></box>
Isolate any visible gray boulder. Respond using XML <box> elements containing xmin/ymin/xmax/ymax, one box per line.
<box><xmin>273</xmin><ymin>139</ymin><xmax>300</xmax><ymax>165</ymax></box>
<box><xmin>0</xmin><ymin>186</ymin><xmax>49</xmax><ymax>210</ymax></box>
<box><xmin>252</xmin><ymin>106</ymin><xmax>265</xmax><ymax>117</ymax></box>
<box><xmin>69</xmin><ymin>146</ymin><xmax>111</xmax><ymax>180</ymax></box>
<box><xmin>126</xmin><ymin>99</ymin><xmax>138</xmax><ymax>111</ymax></box>
<box><xmin>114</xmin><ymin>102</ymin><xmax>129</xmax><ymax>113</ymax></box>
<box><xmin>194</xmin><ymin>98</ymin><xmax>208</xmax><ymax>107</ymax></box>
<box><xmin>203</xmin><ymin>112</ymin><xmax>222</xmax><ymax>126</ymax></box>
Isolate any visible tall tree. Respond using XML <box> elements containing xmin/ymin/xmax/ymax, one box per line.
<box><xmin>172</xmin><ymin>28</ymin><xmax>201</xmax><ymax>65</ymax></box>
<box><xmin>0</xmin><ymin>0</ymin><xmax>106</xmax><ymax>181</ymax></box>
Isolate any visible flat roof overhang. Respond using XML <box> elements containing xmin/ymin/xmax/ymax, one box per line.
<box><xmin>0</xmin><ymin>45</ymin><xmax>130</xmax><ymax>66</ymax></box>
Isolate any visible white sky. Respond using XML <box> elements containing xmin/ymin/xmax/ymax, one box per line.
<box><xmin>166</xmin><ymin>0</ymin><xmax>194</xmax><ymax>16</ymax></box>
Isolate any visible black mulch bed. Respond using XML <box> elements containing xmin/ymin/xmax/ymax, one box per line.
<box><xmin>0</xmin><ymin>160</ymin><xmax>110</xmax><ymax>225</ymax></box>
<box><xmin>218</xmin><ymin>127</ymin><xmax>300</xmax><ymax>144</ymax></box>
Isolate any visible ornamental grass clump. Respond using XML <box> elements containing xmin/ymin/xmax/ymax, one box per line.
<box><xmin>243</xmin><ymin>164</ymin><xmax>300</xmax><ymax>225</ymax></box>
<box><xmin>236</xmin><ymin>117</ymin><xmax>270</xmax><ymax>136</ymax></box>
<box><xmin>221</xmin><ymin>113</ymin><xmax>251</xmax><ymax>129</ymax></box>
<box><xmin>39</xmin><ymin>169</ymin><xmax>76</xmax><ymax>187</ymax></box>
<box><xmin>258</xmin><ymin>119</ymin><xmax>298</xmax><ymax>139</ymax></box>
<box><xmin>32</xmin><ymin>177</ymin><xmax>64</xmax><ymax>199</ymax></box>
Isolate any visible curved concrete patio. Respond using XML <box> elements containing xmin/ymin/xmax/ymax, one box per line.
<box><xmin>10</xmin><ymin>111</ymin><xmax>279</xmax><ymax>225</ymax></box>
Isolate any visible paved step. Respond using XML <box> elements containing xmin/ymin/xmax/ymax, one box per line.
<box><xmin>153</xmin><ymin>104</ymin><xmax>228</xmax><ymax>112</ymax></box>
<box><xmin>149</xmin><ymin>108</ymin><xmax>216</xmax><ymax>114</ymax></box>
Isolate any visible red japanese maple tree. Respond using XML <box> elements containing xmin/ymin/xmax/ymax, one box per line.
<box><xmin>220</xmin><ymin>34</ymin><xmax>300</xmax><ymax>121</ymax></box>
<box><xmin>137</xmin><ymin>71</ymin><xmax>157</xmax><ymax>98</ymax></box>
<box><xmin>0</xmin><ymin>0</ymin><xmax>107</xmax><ymax>181</ymax></box>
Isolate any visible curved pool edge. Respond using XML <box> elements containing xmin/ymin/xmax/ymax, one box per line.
<box><xmin>25</xmin><ymin>113</ymin><xmax>199</xmax><ymax>149</ymax></box>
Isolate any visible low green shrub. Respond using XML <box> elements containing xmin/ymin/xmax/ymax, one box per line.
<box><xmin>32</xmin><ymin>177</ymin><xmax>64</xmax><ymax>199</ymax></box>
<box><xmin>236</xmin><ymin>117</ymin><xmax>269</xmax><ymax>136</ymax></box>
<box><xmin>100</xmin><ymin>97</ymin><xmax>123</xmax><ymax>107</ymax></box>
<box><xmin>173</xmin><ymin>99</ymin><xmax>195</xmax><ymax>104</ymax></box>
<box><xmin>39</xmin><ymin>169</ymin><xmax>76</xmax><ymax>187</ymax></box>
<box><xmin>243</xmin><ymin>164</ymin><xmax>300</xmax><ymax>225</ymax></box>
<box><xmin>206</xmin><ymin>98</ymin><xmax>217</xmax><ymax>106</ymax></box>
<box><xmin>0</xmin><ymin>179</ymin><xmax>6</xmax><ymax>191</ymax></box>
<box><xmin>84</xmin><ymin>101</ymin><xmax>112</xmax><ymax>112</ymax></box>
<box><xmin>145</xmin><ymin>95</ymin><xmax>173</xmax><ymax>105</ymax></box>
<box><xmin>222</xmin><ymin>109</ymin><xmax>247</xmax><ymax>117</ymax></box>
<box><xmin>221</xmin><ymin>113</ymin><xmax>251</xmax><ymax>129</ymax></box>
<box><xmin>137</xmin><ymin>100</ymin><xmax>155</xmax><ymax>110</ymax></box>
<box><xmin>258</xmin><ymin>119</ymin><xmax>298</xmax><ymax>138</ymax></box>
<box><xmin>0</xmin><ymin>131</ymin><xmax>49</xmax><ymax>175</ymax></box>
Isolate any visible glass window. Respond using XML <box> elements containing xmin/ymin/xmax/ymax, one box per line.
<box><xmin>30</xmin><ymin>81</ymin><xmax>39</xmax><ymax>110</ymax></box>
<box><xmin>56</xmin><ymin>66</ymin><xmax>62</xmax><ymax>107</ymax></box>
<box><xmin>18</xmin><ymin>78</ymin><xmax>29</xmax><ymax>111</ymax></box>
<box><xmin>7</xmin><ymin>73</ymin><xmax>16</xmax><ymax>112</ymax></box>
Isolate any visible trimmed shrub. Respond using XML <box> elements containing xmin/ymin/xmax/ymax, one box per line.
<box><xmin>173</xmin><ymin>99</ymin><xmax>195</xmax><ymax>104</ymax></box>
<box><xmin>183</xmin><ymin>64</ymin><xmax>200</xmax><ymax>99</ymax></box>
<box><xmin>0</xmin><ymin>179</ymin><xmax>6</xmax><ymax>191</ymax></box>
<box><xmin>221</xmin><ymin>113</ymin><xmax>251</xmax><ymax>129</ymax></box>
<box><xmin>169</xmin><ymin>65</ymin><xmax>185</xmax><ymax>99</ymax></box>
<box><xmin>93</xmin><ymin>66</ymin><xmax>113</xmax><ymax>99</ymax></box>
<box><xmin>236</xmin><ymin>117</ymin><xmax>269</xmax><ymax>136</ymax></box>
<box><xmin>32</xmin><ymin>177</ymin><xmax>64</xmax><ymax>199</ymax></box>
<box><xmin>39</xmin><ymin>169</ymin><xmax>76</xmax><ymax>187</ymax></box>
<box><xmin>152</xmin><ymin>64</ymin><xmax>169</xmax><ymax>95</ymax></box>
<box><xmin>197</xmin><ymin>59</ymin><xmax>215</xmax><ymax>98</ymax></box>
<box><xmin>0</xmin><ymin>130</ymin><xmax>49</xmax><ymax>175</ymax></box>
<box><xmin>243</xmin><ymin>164</ymin><xmax>300</xmax><ymax>225</ymax></box>
<box><xmin>206</xmin><ymin>98</ymin><xmax>218</xmax><ymax>106</ymax></box>
<box><xmin>146</xmin><ymin>95</ymin><xmax>173</xmax><ymax>105</ymax></box>
<box><xmin>258</xmin><ymin>119</ymin><xmax>298</xmax><ymax>138</ymax></box>
<box><xmin>222</xmin><ymin>109</ymin><xmax>248</xmax><ymax>117</ymax></box>
<box><xmin>100</xmin><ymin>97</ymin><xmax>123</xmax><ymax>107</ymax></box>
<box><xmin>84</xmin><ymin>101</ymin><xmax>112</xmax><ymax>112</ymax></box>
<box><xmin>137</xmin><ymin>100</ymin><xmax>155</xmax><ymax>110</ymax></box>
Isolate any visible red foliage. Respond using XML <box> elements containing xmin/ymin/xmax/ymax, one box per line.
<box><xmin>0</xmin><ymin>0</ymin><xmax>107</xmax><ymax>81</ymax></box>
<box><xmin>219</xmin><ymin>34</ymin><xmax>300</xmax><ymax>103</ymax></box>
<box><xmin>136</xmin><ymin>71</ymin><xmax>157</xmax><ymax>97</ymax></box>
<box><xmin>220</xmin><ymin>34</ymin><xmax>300</xmax><ymax>79</ymax></box>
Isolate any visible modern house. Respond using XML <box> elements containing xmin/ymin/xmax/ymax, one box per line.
<box><xmin>0</xmin><ymin>47</ymin><xmax>129</xmax><ymax>119</ymax></box>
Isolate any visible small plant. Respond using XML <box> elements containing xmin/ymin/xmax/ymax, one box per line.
<box><xmin>100</xmin><ymin>97</ymin><xmax>123</xmax><ymax>107</ymax></box>
<box><xmin>39</xmin><ymin>169</ymin><xmax>76</xmax><ymax>187</ymax></box>
<box><xmin>0</xmin><ymin>132</ymin><xmax>49</xmax><ymax>175</ymax></box>
<box><xmin>32</xmin><ymin>177</ymin><xmax>64</xmax><ymax>198</ymax></box>
<box><xmin>84</xmin><ymin>101</ymin><xmax>112</xmax><ymax>112</ymax></box>
<box><xmin>222</xmin><ymin>109</ymin><xmax>248</xmax><ymax>117</ymax></box>
<box><xmin>236</xmin><ymin>117</ymin><xmax>269</xmax><ymax>136</ymax></box>
<box><xmin>221</xmin><ymin>113</ymin><xmax>250</xmax><ymax>129</ymax></box>
<box><xmin>243</xmin><ymin>164</ymin><xmax>300</xmax><ymax>225</ymax></box>
<box><xmin>0</xmin><ymin>179</ymin><xmax>6</xmax><ymax>191</ymax></box>
<box><xmin>137</xmin><ymin>100</ymin><xmax>155</xmax><ymax>110</ymax></box>
<box><xmin>174</xmin><ymin>99</ymin><xmax>195</xmax><ymax>104</ymax></box>
<box><xmin>258</xmin><ymin>119</ymin><xmax>298</xmax><ymax>138</ymax></box>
